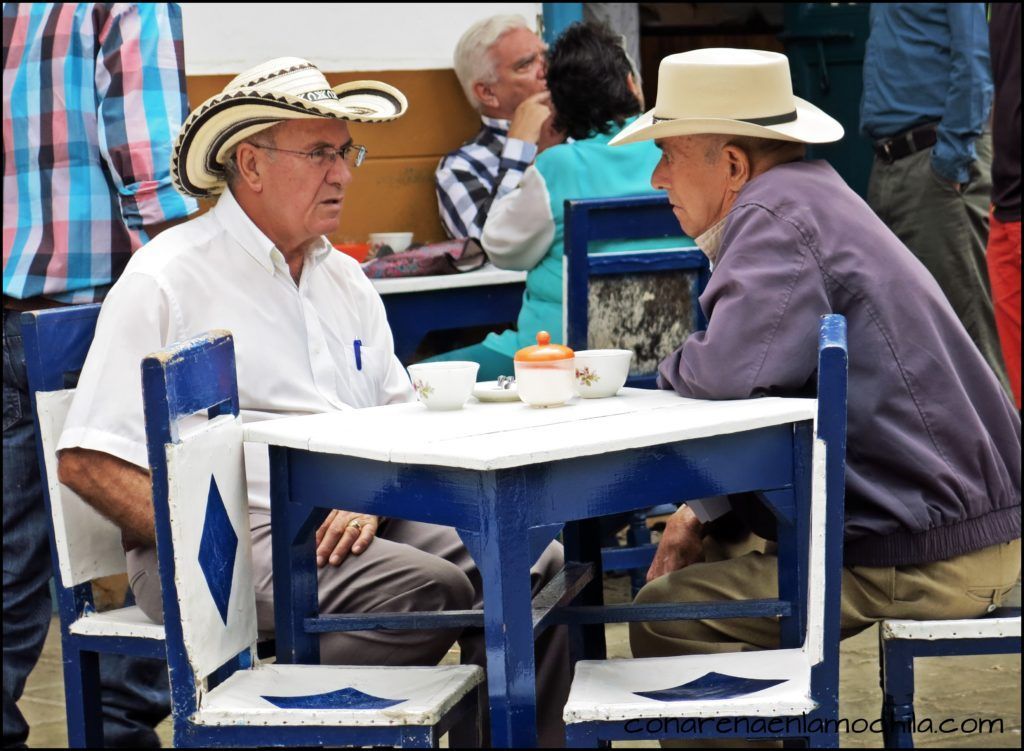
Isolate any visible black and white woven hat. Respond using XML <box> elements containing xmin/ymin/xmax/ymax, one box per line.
<box><xmin>172</xmin><ymin>57</ymin><xmax>408</xmax><ymax>198</ymax></box>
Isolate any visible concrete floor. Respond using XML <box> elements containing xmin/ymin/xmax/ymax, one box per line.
<box><xmin>19</xmin><ymin>574</ymin><xmax>1021</xmax><ymax>748</ymax></box>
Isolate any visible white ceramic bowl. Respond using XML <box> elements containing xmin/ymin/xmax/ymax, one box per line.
<box><xmin>407</xmin><ymin>361</ymin><xmax>479</xmax><ymax>410</ymax></box>
<box><xmin>369</xmin><ymin>231</ymin><xmax>414</xmax><ymax>254</ymax></box>
<box><xmin>573</xmin><ymin>349</ymin><xmax>633</xmax><ymax>398</ymax></box>
<box><xmin>514</xmin><ymin>359</ymin><xmax>576</xmax><ymax>407</ymax></box>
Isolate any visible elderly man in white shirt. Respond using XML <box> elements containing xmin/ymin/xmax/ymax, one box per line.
<box><xmin>56</xmin><ymin>58</ymin><xmax>569</xmax><ymax>744</ymax></box>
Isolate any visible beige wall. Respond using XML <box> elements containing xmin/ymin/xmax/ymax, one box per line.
<box><xmin>186</xmin><ymin>68</ymin><xmax>482</xmax><ymax>245</ymax></box>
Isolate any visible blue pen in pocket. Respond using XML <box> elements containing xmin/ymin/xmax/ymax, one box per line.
<box><xmin>353</xmin><ymin>339</ymin><xmax>362</xmax><ymax>371</ymax></box>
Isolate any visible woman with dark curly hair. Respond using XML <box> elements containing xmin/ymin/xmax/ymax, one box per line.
<box><xmin>426</xmin><ymin>21</ymin><xmax>675</xmax><ymax>379</ymax></box>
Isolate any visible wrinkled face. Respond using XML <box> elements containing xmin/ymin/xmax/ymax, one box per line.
<box><xmin>254</xmin><ymin>119</ymin><xmax>354</xmax><ymax>248</ymax></box>
<box><xmin>651</xmin><ymin>135</ymin><xmax>731</xmax><ymax>238</ymax></box>
<box><xmin>485</xmin><ymin>27</ymin><xmax>548</xmax><ymax>115</ymax></box>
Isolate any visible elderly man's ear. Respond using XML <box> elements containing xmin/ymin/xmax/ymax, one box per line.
<box><xmin>722</xmin><ymin>144</ymin><xmax>753</xmax><ymax>192</ymax></box>
<box><xmin>235</xmin><ymin>142</ymin><xmax>265</xmax><ymax>193</ymax></box>
<box><xmin>473</xmin><ymin>80</ymin><xmax>500</xmax><ymax>111</ymax></box>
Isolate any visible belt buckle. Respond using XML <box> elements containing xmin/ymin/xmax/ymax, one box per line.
<box><xmin>881</xmin><ymin>140</ymin><xmax>894</xmax><ymax>164</ymax></box>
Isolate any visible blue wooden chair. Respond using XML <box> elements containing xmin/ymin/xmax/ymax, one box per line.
<box><xmin>878</xmin><ymin>609</ymin><xmax>1021</xmax><ymax>746</ymax></box>
<box><xmin>21</xmin><ymin>305</ymin><xmax>166</xmax><ymax>747</ymax></box>
<box><xmin>564</xmin><ymin>194</ymin><xmax>711</xmax><ymax>595</ymax></box>
<box><xmin>563</xmin><ymin>193</ymin><xmax>710</xmax><ymax>389</ymax></box>
<box><xmin>562</xmin><ymin>314</ymin><xmax>849</xmax><ymax>748</ymax></box>
<box><xmin>140</xmin><ymin>330</ymin><xmax>483</xmax><ymax>747</ymax></box>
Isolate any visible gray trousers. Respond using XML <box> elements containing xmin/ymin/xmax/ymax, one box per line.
<box><xmin>866</xmin><ymin>134</ymin><xmax>1011</xmax><ymax>393</ymax></box>
<box><xmin>129</xmin><ymin>516</ymin><xmax>570</xmax><ymax>746</ymax></box>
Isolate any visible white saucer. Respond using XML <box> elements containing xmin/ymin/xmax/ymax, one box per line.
<box><xmin>472</xmin><ymin>380</ymin><xmax>521</xmax><ymax>403</ymax></box>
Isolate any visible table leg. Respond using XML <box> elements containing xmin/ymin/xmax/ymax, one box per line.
<box><xmin>478</xmin><ymin>482</ymin><xmax>540</xmax><ymax>747</ymax></box>
<box><xmin>269</xmin><ymin>446</ymin><xmax>322</xmax><ymax>664</ymax></box>
<box><xmin>562</xmin><ymin>517</ymin><xmax>607</xmax><ymax>663</ymax></box>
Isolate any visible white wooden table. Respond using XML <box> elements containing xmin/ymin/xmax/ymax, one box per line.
<box><xmin>369</xmin><ymin>264</ymin><xmax>526</xmax><ymax>363</ymax></box>
<box><xmin>245</xmin><ymin>388</ymin><xmax>818</xmax><ymax>747</ymax></box>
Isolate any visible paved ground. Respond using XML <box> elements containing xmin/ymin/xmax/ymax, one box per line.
<box><xmin>20</xmin><ymin>574</ymin><xmax>1020</xmax><ymax>748</ymax></box>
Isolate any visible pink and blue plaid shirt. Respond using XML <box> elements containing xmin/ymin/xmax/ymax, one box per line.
<box><xmin>3</xmin><ymin>3</ymin><xmax>198</xmax><ymax>303</ymax></box>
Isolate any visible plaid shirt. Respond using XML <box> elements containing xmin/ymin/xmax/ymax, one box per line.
<box><xmin>3</xmin><ymin>3</ymin><xmax>197</xmax><ymax>303</ymax></box>
<box><xmin>435</xmin><ymin>115</ymin><xmax>537</xmax><ymax>240</ymax></box>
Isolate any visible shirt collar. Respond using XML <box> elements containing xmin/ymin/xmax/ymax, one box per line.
<box><xmin>212</xmin><ymin>188</ymin><xmax>333</xmax><ymax>276</ymax></box>
<box><xmin>694</xmin><ymin>217</ymin><xmax>728</xmax><ymax>264</ymax></box>
<box><xmin>481</xmin><ymin>114</ymin><xmax>511</xmax><ymax>134</ymax></box>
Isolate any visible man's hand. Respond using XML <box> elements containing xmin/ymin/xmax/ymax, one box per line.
<box><xmin>507</xmin><ymin>91</ymin><xmax>554</xmax><ymax>145</ymax></box>
<box><xmin>315</xmin><ymin>510</ymin><xmax>380</xmax><ymax>567</ymax></box>
<box><xmin>646</xmin><ymin>505</ymin><xmax>705</xmax><ymax>583</ymax></box>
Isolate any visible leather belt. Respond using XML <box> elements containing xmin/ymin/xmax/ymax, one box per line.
<box><xmin>873</xmin><ymin>124</ymin><xmax>938</xmax><ymax>164</ymax></box>
<box><xmin>3</xmin><ymin>295</ymin><xmax>70</xmax><ymax>312</ymax></box>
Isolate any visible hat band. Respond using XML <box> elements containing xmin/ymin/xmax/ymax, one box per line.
<box><xmin>653</xmin><ymin>109</ymin><xmax>798</xmax><ymax>126</ymax></box>
<box><xmin>340</xmin><ymin>87</ymin><xmax>404</xmax><ymax>111</ymax></box>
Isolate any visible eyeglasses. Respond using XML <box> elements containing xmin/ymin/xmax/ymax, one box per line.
<box><xmin>249</xmin><ymin>142</ymin><xmax>368</xmax><ymax>168</ymax></box>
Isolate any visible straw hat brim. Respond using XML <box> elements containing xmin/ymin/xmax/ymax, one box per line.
<box><xmin>609</xmin><ymin>95</ymin><xmax>843</xmax><ymax>147</ymax></box>
<box><xmin>173</xmin><ymin>80</ymin><xmax>408</xmax><ymax>198</ymax></box>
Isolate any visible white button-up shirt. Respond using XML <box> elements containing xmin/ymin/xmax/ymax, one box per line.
<box><xmin>59</xmin><ymin>189</ymin><xmax>414</xmax><ymax>513</ymax></box>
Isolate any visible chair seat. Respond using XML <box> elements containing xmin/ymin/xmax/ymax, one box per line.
<box><xmin>195</xmin><ymin>663</ymin><xmax>483</xmax><ymax>727</ymax></box>
<box><xmin>68</xmin><ymin>605</ymin><xmax>165</xmax><ymax>640</ymax></box>
<box><xmin>881</xmin><ymin>616</ymin><xmax>1021</xmax><ymax>641</ymax></box>
<box><xmin>564</xmin><ymin>648</ymin><xmax>817</xmax><ymax>724</ymax></box>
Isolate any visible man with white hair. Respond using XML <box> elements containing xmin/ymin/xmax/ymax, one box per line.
<box><xmin>56</xmin><ymin>57</ymin><xmax>570</xmax><ymax>745</ymax></box>
<box><xmin>436</xmin><ymin>15</ymin><xmax>564</xmax><ymax>240</ymax></box>
<box><xmin>607</xmin><ymin>49</ymin><xmax>1021</xmax><ymax>658</ymax></box>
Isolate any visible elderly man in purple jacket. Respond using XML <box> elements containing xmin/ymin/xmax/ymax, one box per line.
<box><xmin>610</xmin><ymin>49</ymin><xmax>1021</xmax><ymax>657</ymax></box>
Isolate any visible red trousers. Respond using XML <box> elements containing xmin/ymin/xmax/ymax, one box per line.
<box><xmin>986</xmin><ymin>210</ymin><xmax>1021</xmax><ymax>407</ymax></box>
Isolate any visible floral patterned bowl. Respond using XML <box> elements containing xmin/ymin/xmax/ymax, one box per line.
<box><xmin>406</xmin><ymin>361</ymin><xmax>479</xmax><ymax>410</ymax></box>
<box><xmin>573</xmin><ymin>349</ymin><xmax>633</xmax><ymax>398</ymax></box>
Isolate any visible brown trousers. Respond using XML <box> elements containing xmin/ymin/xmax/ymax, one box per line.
<box><xmin>129</xmin><ymin>516</ymin><xmax>571</xmax><ymax>746</ymax></box>
<box><xmin>630</xmin><ymin>535</ymin><xmax>1021</xmax><ymax>657</ymax></box>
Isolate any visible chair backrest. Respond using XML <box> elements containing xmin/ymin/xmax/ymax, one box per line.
<box><xmin>21</xmin><ymin>305</ymin><xmax>128</xmax><ymax>609</ymax></box>
<box><xmin>141</xmin><ymin>331</ymin><xmax>257</xmax><ymax>715</ymax></box>
<box><xmin>806</xmin><ymin>314</ymin><xmax>848</xmax><ymax>668</ymax></box>
<box><xmin>563</xmin><ymin>194</ymin><xmax>711</xmax><ymax>388</ymax></box>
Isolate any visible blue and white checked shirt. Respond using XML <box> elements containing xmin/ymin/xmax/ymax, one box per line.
<box><xmin>3</xmin><ymin>3</ymin><xmax>198</xmax><ymax>303</ymax></box>
<box><xmin>434</xmin><ymin>116</ymin><xmax>537</xmax><ymax>240</ymax></box>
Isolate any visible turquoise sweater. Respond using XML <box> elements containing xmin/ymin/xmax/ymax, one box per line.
<box><xmin>483</xmin><ymin>118</ymin><xmax>676</xmax><ymax>359</ymax></box>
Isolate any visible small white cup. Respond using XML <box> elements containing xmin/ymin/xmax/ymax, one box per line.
<box><xmin>407</xmin><ymin>361</ymin><xmax>479</xmax><ymax>410</ymax></box>
<box><xmin>573</xmin><ymin>349</ymin><xmax>633</xmax><ymax>398</ymax></box>
<box><xmin>369</xmin><ymin>232</ymin><xmax>414</xmax><ymax>254</ymax></box>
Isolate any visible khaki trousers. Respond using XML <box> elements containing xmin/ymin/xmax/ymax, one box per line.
<box><xmin>630</xmin><ymin>536</ymin><xmax>1021</xmax><ymax>658</ymax></box>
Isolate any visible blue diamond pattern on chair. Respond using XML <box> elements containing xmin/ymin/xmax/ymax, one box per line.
<box><xmin>197</xmin><ymin>476</ymin><xmax>238</xmax><ymax>625</ymax></box>
<box><xmin>635</xmin><ymin>672</ymin><xmax>787</xmax><ymax>702</ymax></box>
<box><xmin>261</xmin><ymin>687</ymin><xmax>407</xmax><ymax>710</ymax></box>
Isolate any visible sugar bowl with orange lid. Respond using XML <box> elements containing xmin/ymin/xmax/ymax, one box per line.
<box><xmin>514</xmin><ymin>331</ymin><xmax>575</xmax><ymax>407</ymax></box>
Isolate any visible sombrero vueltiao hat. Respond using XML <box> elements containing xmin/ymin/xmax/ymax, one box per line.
<box><xmin>610</xmin><ymin>48</ymin><xmax>843</xmax><ymax>147</ymax></box>
<box><xmin>173</xmin><ymin>57</ymin><xmax>408</xmax><ymax>198</ymax></box>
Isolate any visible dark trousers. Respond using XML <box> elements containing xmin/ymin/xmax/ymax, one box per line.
<box><xmin>867</xmin><ymin>133</ymin><xmax>1012</xmax><ymax>396</ymax></box>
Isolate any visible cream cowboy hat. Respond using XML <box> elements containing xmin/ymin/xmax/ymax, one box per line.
<box><xmin>610</xmin><ymin>48</ymin><xmax>843</xmax><ymax>147</ymax></box>
<box><xmin>172</xmin><ymin>57</ymin><xmax>408</xmax><ymax>198</ymax></box>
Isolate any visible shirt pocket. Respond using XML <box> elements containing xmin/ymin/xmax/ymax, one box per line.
<box><xmin>337</xmin><ymin>342</ymin><xmax>388</xmax><ymax>408</ymax></box>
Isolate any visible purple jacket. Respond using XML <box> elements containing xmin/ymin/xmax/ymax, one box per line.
<box><xmin>658</xmin><ymin>160</ymin><xmax>1021</xmax><ymax>567</ymax></box>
